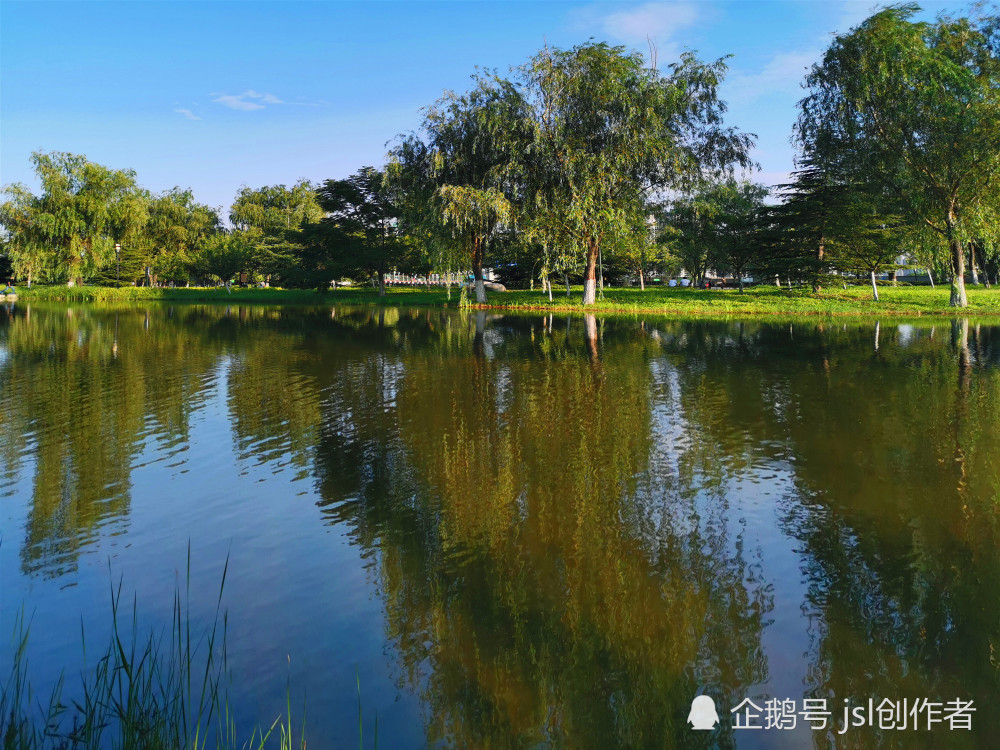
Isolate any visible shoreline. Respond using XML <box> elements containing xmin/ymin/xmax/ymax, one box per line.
<box><xmin>9</xmin><ymin>284</ymin><xmax>1000</xmax><ymax>318</ymax></box>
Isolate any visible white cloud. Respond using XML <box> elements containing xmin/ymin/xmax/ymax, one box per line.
<box><xmin>568</xmin><ymin>1</ymin><xmax>702</xmax><ymax>58</ymax></box>
<box><xmin>174</xmin><ymin>108</ymin><xmax>201</xmax><ymax>120</ymax></box>
<box><xmin>724</xmin><ymin>50</ymin><xmax>818</xmax><ymax>105</ymax></box>
<box><xmin>212</xmin><ymin>90</ymin><xmax>283</xmax><ymax>111</ymax></box>
<box><xmin>602</xmin><ymin>2</ymin><xmax>699</xmax><ymax>41</ymax></box>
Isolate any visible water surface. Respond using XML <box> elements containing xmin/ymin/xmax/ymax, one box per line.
<box><xmin>1</xmin><ymin>303</ymin><xmax>998</xmax><ymax>748</ymax></box>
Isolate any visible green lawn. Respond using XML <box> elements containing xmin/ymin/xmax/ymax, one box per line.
<box><xmin>12</xmin><ymin>283</ymin><xmax>1000</xmax><ymax>316</ymax></box>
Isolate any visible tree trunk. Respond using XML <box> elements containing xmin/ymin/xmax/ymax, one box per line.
<box><xmin>870</xmin><ymin>270</ymin><xmax>880</xmax><ymax>302</ymax></box>
<box><xmin>584</xmin><ymin>314</ymin><xmax>598</xmax><ymax>361</ymax></box>
<box><xmin>927</xmin><ymin>268</ymin><xmax>935</xmax><ymax>288</ymax></box>
<box><xmin>969</xmin><ymin>244</ymin><xmax>980</xmax><ymax>286</ymax></box>
<box><xmin>598</xmin><ymin>246</ymin><xmax>604</xmax><ymax>295</ymax></box>
<box><xmin>546</xmin><ymin>276</ymin><xmax>553</xmax><ymax>302</ymax></box>
<box><xmin>472</xmin><ymin>235</ymin><xmax>487</xmax><ymax>304</ymax></box>
<box><xmin>947</xmin><ymin>216</ymin><xmax>968</xmax><ymax>308</ymax></box>
<box><xmin>738</xmin><ymin>276</ymin><xmax>744</xmax><ymax>293</ymax></box>
<box><xmin>955</xmin><ymin>320</ymin><xmax>971</xmax><ymax>433</ymax></box>
<box><xmin>564</xmin><ymin>273</ymin><xmax>570</xmax><ymax>296</ymax></box>
<box><xmin>775</xmin><ymin>275</ymin><xmax>781</xmax><ymax>288</ymax></box>
<box><xmin>473</xmin><ymin>311</ymin><xmax>486</xmax><ymax>357</ymax></box>
<box><xmin>813</xmin><ymin>237</ymin><xmax>825</xmax><ymax>292</ymax></box>
<box><xmin>582</xmin><ymin>236</ymin><xmax>599</xmax><ymax>305</ymax></box>
<box><xmin>639</xmin><ymin>266</ymin><xmax>645</xmax><ymax>291</ymax></box>
<box><xmin>378</xmin><ymin>271</ymin><xmax>386</xmax><ymax>296</ymax></box>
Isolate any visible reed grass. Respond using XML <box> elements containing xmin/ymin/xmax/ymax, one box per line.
<box><xmin>1</xmin><ymin>546</ymin><xmax>375</xmax><ymax>749</ymax></box>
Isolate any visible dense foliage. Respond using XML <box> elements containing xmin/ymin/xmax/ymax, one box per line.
<box><xmin>2</xmin><ymin>10</ymin><xmax>998</xmax><ymax>305</ymax></box>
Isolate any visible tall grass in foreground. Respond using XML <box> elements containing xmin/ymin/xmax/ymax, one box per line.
<box><xmin>0</xmin><ymin>549</ymin><xmax>368</xmax><ymax>749</ymax></box>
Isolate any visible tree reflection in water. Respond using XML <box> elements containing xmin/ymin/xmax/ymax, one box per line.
<box><xmin>2</xmin><ymin>305</ymin><xmax>997</xmax><ymax>748</ymax></box>
<box><xmin>314</xmin><ymin>312</ymin><xmax>772</xmax><ymax>747</ymax></box>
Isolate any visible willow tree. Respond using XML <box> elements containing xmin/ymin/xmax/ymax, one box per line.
<box><xmin>436</xmin><ymin>184</ymin><xmax>513</xmax><ymax>302</ymax></box>
<box><xmin>0</xmin><ymin>151</ymin><xmax>147</xmax><ymax>286</ymax></box>
<box><xmin>229</xmin><ymin>180</ymin><xmax>323</xmax><ymax>281</ymax></box>
<box><xmin>390</xmin><ymin>75</ymin><xmax>530</xmax><ymax>304</ymax></box>
<box><xmin>797</xmin><ymin>5</ymin><xmax>1000</xmax><ymax>308</ymax></box>
<box><xmin>520</xmin><ymin>42</ymin><xmax>754</xmax><ymax>305</ymax></box>
<box><xmin>522</xmin><ymin>201</ymin><xmax>582</xmax><ymax>297</ymax></box>
<box><xmin>0</xmin><ymin>183</ymin><xmax>48</xmax><ymax>286</ymax></box>
<box><xmin>386</xmin><ymin>137</ymin><xmax>464</xmax><ymax>296</ymax></box>
<box><xmin>130</xmin><ymin>188</ymin><xmax>220</xmax><ymax>286</ymax></box>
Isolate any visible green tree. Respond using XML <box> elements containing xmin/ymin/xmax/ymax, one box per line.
<box><xmin>601</xmin><ymin>205</ymin><xmax>673</xmax><ymax>291</ymax></box>
<box><xmin>767</xmin><ymin>157</ymin><xmax>848</xmax><ymax>290</ymax></box>
<box><xmin>662</xmin><ymin>189</ymin><xmax>720</xmax><ymax>287</ymax></box>
<box><xmin>385</xmin><ymin>137</ymin><xmax>467</xmax><ymax>296</ymax></box>
<box><xmin>660</xmin><ymin>181</ymin><xmax>768</xmax><ymax>290</ymax></box>
<box><xmin>391</xmin><ymin>75</ymin><xmax>530</xmax><ymax>303</ymax></box>
<box><xmin>195</xmin><ymin>231</ymin><xmax>256</xmax><ymax>285</ymax></box>
<box><xmin>703</xmin><ymin>181</ymin><xmax>769</xmax><ymax>291</ymax></box>
<box><xmin>136</xmin><ymin>188</ymin><xmax>220</xmax><ymax>286</ymax></box>
<box><xmin>827</xmin><ymin>190</ymin><xmax>909</xmax><ymax>301</ymax></box>
<box><xmin>0</xmin><ymin>183</ymin><xmax>49</xmax><ymax>286</ymax></box>
<box><xmin>0</xmin><ymin>151</ymin><xmax>147</xmax><ymax>286</ymax></box>
<box><xmin>229</xmin><ymin>180</ymin><xmax>323</xmax><ymax>282</ymax></box>
<box><xmin>520</xmin><ymin>42</ymin><xmax>754</xmax><ymax>305</ymax></box>
<box><xmin>797</xmin><ymin>5</ymin><xmax>1000</xmax><ymax>307</ymax></box>
<box><xmin>314</xmin><ymin>167</ymin><xmax>409</xmax><ymax>295</ymax></box>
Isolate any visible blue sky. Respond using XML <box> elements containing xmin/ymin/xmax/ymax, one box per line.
<box><xmin>1</xmin><ymin>1</ymin><xmax>971</xmax><ymax>215</ymax></box>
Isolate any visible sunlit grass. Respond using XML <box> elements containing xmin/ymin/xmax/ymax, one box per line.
<box><xmin>14</xmin><ymin>282</ymin><xmax>1000</xmax><ymax>316</ymax></box>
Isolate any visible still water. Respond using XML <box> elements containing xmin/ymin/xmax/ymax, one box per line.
<box><xmin>1</xmin><ymin>303</ymin><xmax>998</xmax><ymax>748</ymax></box>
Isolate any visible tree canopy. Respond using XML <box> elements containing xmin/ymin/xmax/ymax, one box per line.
<box><xmin>519</xmin><ymin>42</ymin><xmax>755</xmax><ymax>304</ymax></box>
<box><xmin>4</xmin><ymin>14</ymin><xmax>999</xmax><ymax>299</ymax></box>
<box><xmin>797</xmin><ymin>4</ymin><xmax>1000</xmax><ymax>307</ymax></box>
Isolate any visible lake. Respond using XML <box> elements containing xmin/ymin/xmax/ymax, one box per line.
<box><xmin>1</xmin><ymin>303</ymin><xmax>998</xmax><ymax>748</ymax></box>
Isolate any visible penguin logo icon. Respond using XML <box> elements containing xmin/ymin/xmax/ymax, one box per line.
<box><xmin>688</xmin><ymin>695</ymin><xmax>719</xmax><ymax>730</ymax></box>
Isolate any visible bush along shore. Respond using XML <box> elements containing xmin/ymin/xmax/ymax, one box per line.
<box><xmin>10</xmin><ymin>283</ymin><xmax>1000</xmax><ymax>317</ymax></box>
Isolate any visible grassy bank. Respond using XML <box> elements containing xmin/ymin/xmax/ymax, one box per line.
<box><xmin>12</xmin><ymin>283</ymin><xmax>1000</xmax><ymax>316</ymax></box>
<box><xmin>12</xmin><ymin>285</ymin><xmax>331</xmax><ymax>304</ymax></box>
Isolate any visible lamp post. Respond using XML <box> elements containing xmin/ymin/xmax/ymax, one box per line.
<box><xmin>115</xmin><ymin>243</ymin><xmax>121</xmax><ymax>284</ymax></box>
